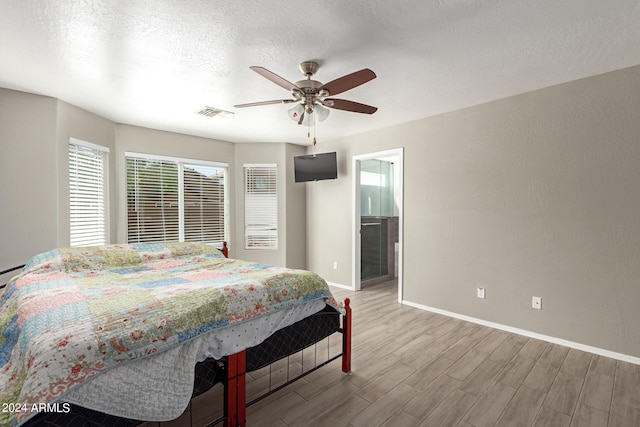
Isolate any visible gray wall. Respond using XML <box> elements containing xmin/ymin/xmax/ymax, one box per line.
<box><xmin>0</xmin><ymin>90</ymin><xmax>116</xmax><ymax>284</ymax></box>
<box><xmin>306</xmin><ymin>65</ymin><xmax>640</xmax><ymax>359</ymax></box>
<box><xmin>1</xmin><ymin>89</ymin><xmax>58</xmax><ymax>281</ymax></box>
<box><xmin>285</xmin><ymin>143</ymin><xmax>307</xmax><ymax>269</ymax></box>
<box><xmin>233</xmin><ymin>142</ymin><xmax>307</xmax><ymax>267</ymax></box>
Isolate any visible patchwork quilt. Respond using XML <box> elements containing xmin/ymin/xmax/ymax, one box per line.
<box><xmin>0</xmin><ymin>242</ymin><xmax>340</xmax><ymax>426</ymax></box>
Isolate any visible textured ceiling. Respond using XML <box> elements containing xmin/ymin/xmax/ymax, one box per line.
<box><xmin>1</xmin><ymin>0</ymin><xmax>639</xmax><ymax>145</ymax></box>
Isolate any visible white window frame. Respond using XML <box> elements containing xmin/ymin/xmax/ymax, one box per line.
<box><xmin>68</xmin><ymin>137</ymin><xmax>110</xmax><ymax>247</ymax></box>
<box><xmin>125</xmin><ymin>152</ymin><xmax>229</xmax><ymax>246</ymax></box>
<box><xmin>244</xmin><ymin>163</ymin><xmax>278</xmax><ymax>249</ymax></box>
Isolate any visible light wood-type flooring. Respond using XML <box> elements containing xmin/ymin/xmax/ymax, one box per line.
<box><xmin>243</xmin><ymin>280</ymin><xmax>640</xmax><ymax>427</ymax></box>
<box><xmin>149</xmin><ymin>279</ymin><xmax>640</xmax><ymax>426</ymax></box>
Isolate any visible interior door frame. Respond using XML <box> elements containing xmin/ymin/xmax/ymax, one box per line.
<box><xmin>352</xmin><ymin>148</ymin><xmax>403</xmax><ymax>303</ymax></box>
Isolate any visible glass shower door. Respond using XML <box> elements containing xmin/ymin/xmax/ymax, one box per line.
<box><xmin>360</xmin><ymin>159</ymin><xmax>393</xmax><ymax>281</ymax></box>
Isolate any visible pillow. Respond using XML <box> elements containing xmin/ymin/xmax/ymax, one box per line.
<box><xmin>24</xmin><ymin>242</ymin><xmax>225</xmax><ymax>275</ymax></box>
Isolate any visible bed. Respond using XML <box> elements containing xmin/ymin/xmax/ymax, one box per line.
<box><xmin>0</xmin><ymin>242</ymin><xmax>351</xmax><ymax>427</ymax></box>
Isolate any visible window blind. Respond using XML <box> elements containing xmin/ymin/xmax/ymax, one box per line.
<box><xmin>183</xmin><ymin>163</ymin><xmax>226</xmax><ymax>245</ymax></box>
<box><xmin>126</xmin><ymin>155</ymin><xmax>227</xmax><ymax>246</ymax></box>
<box><xmin>68</xmin><ymin>139</ymin><xmax>109</xmax><ymax>247</ymax></box>
<box><xmin>244</xmin><ymin>164</ymin><xmax>277</xmax><ymax>249</ymax></box>
<box><xmin>127</xmin><ymin>157</ymin><xmax>179</xmax><ymax>243</ymax></box>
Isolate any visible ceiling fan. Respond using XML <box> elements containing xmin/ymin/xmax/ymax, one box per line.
<box><xmin>234</xmin><ymin>61</ymin><xmax>377</xmax><ymax>126</ymax></box>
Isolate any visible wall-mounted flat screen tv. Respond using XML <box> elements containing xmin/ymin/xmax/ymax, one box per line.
<box><xmin>294</xmin><ymin>152</ymin><xmax>338</xmax><ymax>182</ymax></box>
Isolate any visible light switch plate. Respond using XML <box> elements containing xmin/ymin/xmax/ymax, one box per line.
<box><xmin>532</xmin><ymin>296</ymin><xmax>542</xmax><ymax>309</ymax></box>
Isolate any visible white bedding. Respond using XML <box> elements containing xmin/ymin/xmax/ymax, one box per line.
<box><xmin>62</xmin><ymin>299</ymin><xmax>326</xmax><ymax>421</ymax></box>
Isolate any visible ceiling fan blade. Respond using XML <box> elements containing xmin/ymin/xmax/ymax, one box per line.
<box><xmin>320</xmin><ymin>69</ymin><xmax>376</xmax><ymax>96</ymax></box>
<box><xmin>250</xmin><ymin>66</ymin><xmax>297</xmax><ymax>91</ymax></box>
<box><xmin>234</xmin><ymin>99</ymin><xmax>296</xmax><ymax>108</ymax></box>
<box><xmin>298</xmin><ymin>111</ymin><xmax>305</xmax><ymax>125</ymax></box>
<box><xmin>325</xmin><ymin>98</ymin><xmax>378</xmax><ymax>114</ymax></box>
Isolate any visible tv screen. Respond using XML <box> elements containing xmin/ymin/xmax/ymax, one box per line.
<box><xmin>294</xmin><ymin>152</ymin><xmax>338</xmax><ymax>182</ymax></box>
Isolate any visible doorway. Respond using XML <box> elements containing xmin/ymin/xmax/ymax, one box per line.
<box><xmin>352</xmin><ymin>148</ymin><xmax>403</xmax><ymax>302</ymax></box>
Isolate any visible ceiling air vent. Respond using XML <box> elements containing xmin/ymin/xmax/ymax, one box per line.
<box><xmin>196</xmin><ymin>106</ymin><xmax>234</xmax><ymax>118</ymax></box>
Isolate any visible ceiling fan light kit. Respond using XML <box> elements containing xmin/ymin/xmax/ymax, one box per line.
<box><xmin>234</xmin><ymin>61</ymin><xmax>377</xmax><ymax>129</ymax></box>
<box><xmin>287</xmin><ymin>103</ymin><xmax>330</xmax><ymax>126</ymax></box>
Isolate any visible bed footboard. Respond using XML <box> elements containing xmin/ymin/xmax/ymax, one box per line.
<box><xmin>224</xmin><ymin>351</ymin><xmax>247</xmax><ymax>427</ymax></box>
<box><xmin>342</xmin><ymin>298</ymin><xmax>352</xmax><ymax>373</ymax></box>
<box><xmin>218</xmin><ymin>298</ymin><xmax>352</xmax><ymax>427</ymax></box>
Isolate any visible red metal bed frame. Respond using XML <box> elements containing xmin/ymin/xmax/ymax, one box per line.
<box><xmin>218</xmin><ymin>242</ymin><xmax>353</xmax><ymax>427</ymax></box>
<box><xmin>222</xmin><ymin>299</ymin><xmax>352</xmax><ymax>427</ymax></box>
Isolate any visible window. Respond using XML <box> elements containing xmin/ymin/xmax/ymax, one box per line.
<box><xmin>183</xmin><ymin>163</ymin><xmax>226</xmax><ymax>243</ymax></box>
<box><xmin>126</xmin><ymin>157</ymin><xmax>179</xmax><ymax>242</ymax></box>
<box><xmin>244</xmin><ymin>164</ymin><xmax>277</xmax><ymax>249</ymax></box>
<box><xmin>68</xmin><ymin>138</ymin><xmax>109</xmax><ymax>247</ymax></box>
<box><xmin>126</xmin><ymin>153</ymin><xmax>227</xmax><ymax>246</ymax></box>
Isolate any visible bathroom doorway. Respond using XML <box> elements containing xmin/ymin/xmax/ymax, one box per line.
<box><xmin>352</xmin><ymin>148</ymin><xmax>403</xmax><ymax>302</ymax></box>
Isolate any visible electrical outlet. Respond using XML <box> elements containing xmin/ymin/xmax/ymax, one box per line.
<box><xmin>333</xmin><ymin>261</ymin><xmax>338</xmax><ymax>270</ymax></box>
<box><xmin>477</xmin><ymin>287</ymin><xmax>486</xmax><ymax>299</ymax></box>
<box><xmin>532</xmin><ymin>296</ymin><xmax>542</xmax><ymax>310</ymax></box>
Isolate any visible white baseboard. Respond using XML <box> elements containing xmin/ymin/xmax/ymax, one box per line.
<box><xmin>327</xmin><ymin>281</ymin><xmax>354</xmax><ymax>291</ymax></box>
<box><xmin>402</xmin><ymin>299</ymin><xmax>640</xmax><ymax>366</ymax></box>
